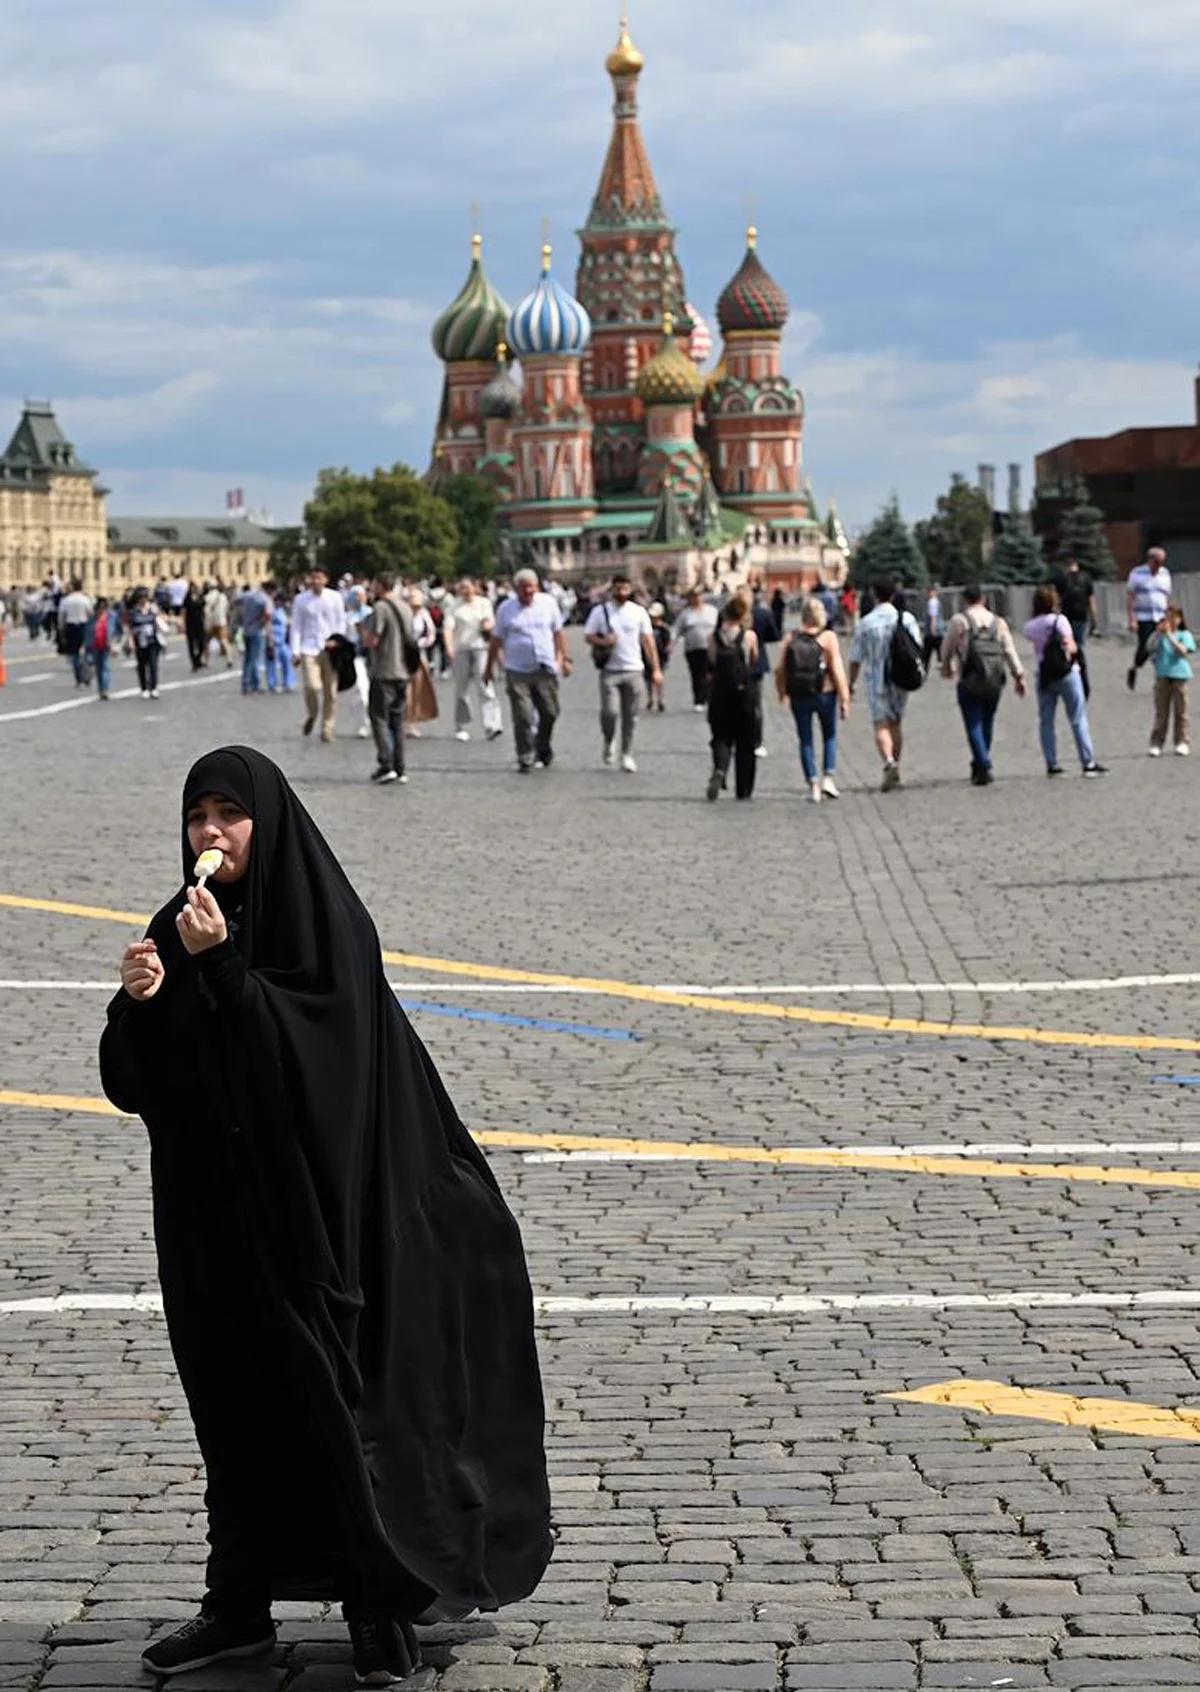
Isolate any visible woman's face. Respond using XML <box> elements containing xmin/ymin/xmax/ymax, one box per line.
<box><xmin>185</xmin><ymin>792</ymin><xmax>254</xmax><ymax>882</ymax></box>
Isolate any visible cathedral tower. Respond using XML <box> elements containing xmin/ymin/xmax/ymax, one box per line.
<box><xmin>707</xmin><ymin>226</ymin><xmax>806</xmax><ymax>524</ymax></box>
<box><xmin>575</xmin><ymin>15</ymin><xmax>689</xmax><ymax>495</ymax></box>
<box><xmin>430</xmin><ymin>234</ymin><xmax>510</xmax><ymax>477</ymax></box>
<box><xmin>505</xmin><ymin>246</ymin><xmax>597</xmax><ymax>552</ymax></box>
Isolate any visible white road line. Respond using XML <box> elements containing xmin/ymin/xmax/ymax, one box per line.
<box><xmin>0</xmin><ymin>668</ymin><xmax>237</xmax><ymax>723</ymax></box>
<box><xmin>5</xmin><ymin>1289</ymin><xmax>1200</xmax><ymax>1319</ymax></box>
<box><xmin>522</xmin><ymin>1141</ymin><xmax>1200</xmax><ymax>1165</ymax></box>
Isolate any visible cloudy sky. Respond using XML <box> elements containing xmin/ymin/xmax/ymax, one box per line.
<box><xmin>2</xmin><ymin>0</ymin><xmax>1198</xmax><ymax>529</ymax></box>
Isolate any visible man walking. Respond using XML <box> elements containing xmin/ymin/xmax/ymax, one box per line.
<box><xmin>848</xmin><ymin>577</ymin><xmax>924</xmax><ymax>791</ymax></box>
<box><xmin>921</xmin><ymin>584</ymin><xmax>945</xmax><ymax>670</ymax></box>
<box><xmin>484</xmin><ymin>568</ymin><xmax>572</xmax><ymax>773</ymax></box>
<box><xmin>364</xmin><ymin>573</ymin><xmax>419</xmax><ymax>785</ymax></box>
<box><xmin>446</xmin><ymin>576</ymin><xmax>502</xmax><ymax>742</ymax></box>
<box><xmin>57</xmin><ymin>577</ymin><xmax>94</xmax><ymax>686</ymax></box>
<box><xmin>940</xmin><ymin>584</ymin><xmax>1026</xmax><ymax>785</ymax></box>
<box><xmin>290</xmin><ymin>566</ymin><xmax>347</xmax><ymax>741</ymax></box>
<box><xmin>1127</xmin><ymin>546</ymin><xmax>1172</xmax><ymax>691</ymax></box>
<box><xmin>584</xmin><ymin>573</ymin><xmax>661</xmax><ymax>773</ymax></box>
<box><xmin>240</xmin><ymin>579</ymin><xmax>273</xmax><ymax>694</ymax></box>
<box><xmin>671</xmin><ymin>587</ymin><xmax>718</xmax><ymax>710</ymax></box>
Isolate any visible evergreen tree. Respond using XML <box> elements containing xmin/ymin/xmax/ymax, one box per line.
<box><xmin>913</xmin><ymin>473</ymin><xmax>992</xmax><ymax>584</ymax></box>
<box><xmin>989</xmin><ymin>517</ymin><xmax>1044</xmax><ymax>585</ymax></box>
<box><xmin>438</xmin><ymin>473</ymin><xmax>502</xmax><ymax>578</ymax></box>
<box><xmin>1053</xmin><ymin>476</ymin><xmax>1115</xmax><ymax>580</ymax></box>
<box><xmin>850</xmin><ymin>497</ymin><xmax>928</xmax><ymax>590</ymax></box>
<box><xmin>304</xmin><ymin>463</ymin><xmax>459</xmax><ymax>582</ymax></box>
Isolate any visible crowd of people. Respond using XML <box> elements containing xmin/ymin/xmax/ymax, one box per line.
<box><xmin>5</xmin><ymin>546</ymin><xmax>1191</xmax><ymax>798</ymax></box>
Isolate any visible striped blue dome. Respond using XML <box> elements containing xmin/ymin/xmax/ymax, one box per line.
<box><xmin>506</xmin><ymin>245</ymin><xmax>592</xmax><ymax>359</ymax></box>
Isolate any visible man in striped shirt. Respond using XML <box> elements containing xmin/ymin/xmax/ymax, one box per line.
<box><xmin>1127</xmin><ymin>547</ymin><xmax>1172</xmax><ymax>691</ymax></box>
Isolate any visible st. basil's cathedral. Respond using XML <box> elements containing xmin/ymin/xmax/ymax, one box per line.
<box><xmin>428</xmin><ymin>17</ymin><xmax>849</xmax><ymax>591</ymax></box>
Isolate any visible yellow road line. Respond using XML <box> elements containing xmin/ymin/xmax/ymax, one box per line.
<box><xmin>6</xmin><ymin>1091</ymin><xmax>1200</xmax><ymax>1192</ymax></box>
<box><xmin>5</xmin><ymin>890</ymin><xmax>1200</xmax><ymax>1055</ymax></box>
<box><xmin>887</xmin><ymin>1378</ymin><xmax>1200</xmax><ymax>1441</ymax></box>
<box><xmin>0</xmin><ymin>1089</ymin><xmax>124</xmax><ymax>1116</ymax></box>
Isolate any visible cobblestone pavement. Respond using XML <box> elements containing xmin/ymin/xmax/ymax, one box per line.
<box><xmin>3</xmin><ymin>633</ymin><xmax>1200</xmax><ymax>1690</ymax></box>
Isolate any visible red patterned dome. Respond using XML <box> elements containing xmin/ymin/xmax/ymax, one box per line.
<box><xmin>716</xmin><ymin>227</ymin><xmax>789</xmax><ymax>336</ymax></box>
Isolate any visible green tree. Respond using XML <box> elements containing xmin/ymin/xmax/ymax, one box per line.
<box><xmin>850</xmin><ymin>497</ymin><xmax>928</xmax><ymax>590</ymax></box>
<box><xmin>304</xmin><ymin>463</ymin><xmax>459</xmax><ymax>581</ymax></box>
<box><xmin>439</xmin><ymin>473</ymin><xmax>502</xmax><ymax>578</ymax></box>
<box><xmin>1053</xmin><ymin>476</ymin><xmax>1115</xmax><ymax>580</ymax></box>
<box><xmin>267</xmin><ymin>526</ymin><xmax>311</xmax><ymax>585</ymax></box>
<box><xmin>913</xmin><ymin>473</ymin><xmax>993</xmax><ymax>584</ymax></box>
<box><xmin>989</xmin><ymin>517</ymin><xmax>1044</xmax><ymax>585</ymax></box>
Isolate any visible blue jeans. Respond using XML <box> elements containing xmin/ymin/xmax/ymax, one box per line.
<box><xmin>957</xmin><ymin>684</ymin><xmax>999</xmax><ymax>772</ymax></box>
<box><xmin>790</xmin><ymin>692</ymin><xmax>838</xmax><ymax>781</ymax></box>
<box><xmin>1038</xmin><ymin>669</ymin><xmax>1095</xmax><ymax>770</ymax></box>
<box><xmin>94</xmin><ymin>649</ymin><xmax>112</xmax><ymax>696</ymax></box>
<box><xmin>241</xmin><ymin>630</ymin><xmax>265</xmax><ymax>692</ymax></box>
<box><xmin>266</xmin><ymin>644</ymin><xmax>295</xmax><ymax>692</ymax></box>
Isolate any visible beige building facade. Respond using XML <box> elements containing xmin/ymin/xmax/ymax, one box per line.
<box><xmin>0</xmin><ymin>403</ymin><xmax>275</xmax><ymax>595</ymax></box>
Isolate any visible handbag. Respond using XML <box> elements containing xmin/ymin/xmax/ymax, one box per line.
<box><xmin>591</xmin><ymin>603</ymin><xmax>615</xmax><ymax>670</ymax></box>
<box><xmin>407</xmin><ymin>662</ymin><xmax>439</xmax><ymax>724</ymax></box>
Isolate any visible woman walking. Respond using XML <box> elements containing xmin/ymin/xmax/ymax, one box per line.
<box><xmin>100</xmin><ymin>748</ymin><xmax>551</xmax><ymax>1685</ymax></box>
<box><xmin>183</xmin><ymin>582</ymin><xmax>207</xmax><ymax>671</ymax></box>
<box><xmin>776</xmin><ymin>597</ymin><xmax>849</xmax><ymax>801</ymax></box>
<box><xmin>1024</xmin><ymin>585</ymin><xmax>1106</xmax><ymax>778</ymax></box>
<box><xmin>706</xmin><ymin>593</ymin><xmax>760</xmax><ymax>801</ymax></box>
<box><xmin>127</xmin><ymin>587</ymin><xmax>164</xmax><ymax>699</ymax></box>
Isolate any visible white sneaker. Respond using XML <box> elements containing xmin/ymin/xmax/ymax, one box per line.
<box><xmin>621</xmin><ymin>754</ymin><xmax>637</xmax><ymax>773</ymax></box>
<box><xmin>822</xmin><ymin>776</ymin><xmax>840</xmax><ymax>799</ymax></box>
<box><xmin>754</xmin><ymin>745</ymin><xmax>768</xmax><ymax>759</ymax></box>
<box><xmin>357</xmin><ymin>725</ymin><xmax>369</xmax><ymax>738</ymax></box>
<box><xmin>602</xmin><ymin>741</ymin><xmax>616</xmax><ymax>767</ymax></box>
<box><xmin>150</xmin><ymin>690</ymin><xmax>159</xmax><ymax>699</ymax></box>
<box><xmin>809</xmin><ymin>780</ymin><xmax>822</xmax><ymax>803</ymax></box>
<box><xmin>693</xmin><ymin>703</ymin><xmax>706</xmax><ymax>713</ymax></box>
<box><xmin>1149</xmin><ymin>746</ymin><xmax>1163</xmax><ymax>757</ymax></box>
<box><xmin>1177</xmin><ymin>743</ymin><xmax>1190</xmax><ymax>757</ymax></box>
<box><xmin>455</xmin><ymin>729</ymin><xmax>470</xmax><ymax>742</ymax></box>
<box><xmin>140</xmin><ymin>690</ymin><xmax>150</xmax><ymax>700</ymax></box>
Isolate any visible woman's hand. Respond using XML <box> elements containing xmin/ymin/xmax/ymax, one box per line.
<box><xmin>121</xmin><ymin>941</ymin><xmax>165</xmax><ymax>1002</ymax></box>
<box><xmin>176</xmin><ymin>885</ymin><xmax>228</xmax><ymax>956</ymax></box>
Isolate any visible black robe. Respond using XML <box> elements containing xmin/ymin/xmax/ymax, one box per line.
<box><xmin>99</xmin><ymin>746</ymin><xmax>551</xmax><ymax>1616</ymax></box>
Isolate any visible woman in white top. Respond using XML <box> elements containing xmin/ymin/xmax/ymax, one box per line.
<box><xmin>444</xmin><ymin>578</ymin><xmax>502</xmax><ymax>742</ymax></box>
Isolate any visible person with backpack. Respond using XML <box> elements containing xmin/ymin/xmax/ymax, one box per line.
<box><xmin>705</xmin><ymin>594</ymin><xmax>761</xmax><ymax>801</ymax></box>
<box><xmin>848</xmin><ymin>577</ymin><xmax>924</xmax><ymax>792</ymax></box>
<box><xmin>776</xmin><ymin>597</ymin><xmax>850</xmax><ymax>802</ymax></box>
<box><xmin>939</xmin><ymin>585</ymin><xmax>1026</xmax><ymax>786</ymax></box>
<box><xmin>1024</xmin><ymin>584</ymin><xmax>1106</xmax><ymax>778</ymax></box>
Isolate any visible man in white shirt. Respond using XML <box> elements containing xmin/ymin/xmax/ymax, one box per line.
<box><xmin>1127</xmin><ymin>546</ymin><xmax>1172</xmax><ymax>691</ymax></box>
<box><xmin>445</xmin><ymin>576</ymin><xmax>502</xmax><ymax>742</ymax></box>
<box><xmin>57</xmin><ymin>577</ymin><xmax>94</xmax><ymax>686</ymax></box>
<box><xmin>290</xmin><ymin>567</ymin><xmax>348</xmax><ymax>740</ymax></box>
<box><xmin>484</xmin><ymin>568</ymin><xmax>571</xmax><ymax>773</ymax></box>
<box><xmin>584</xmin><ymin>574</ymin><xmax>661</xmax><ymax>773</ymax></box>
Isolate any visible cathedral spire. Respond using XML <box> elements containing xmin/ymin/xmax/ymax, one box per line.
<box><xmin>588</xmin><ymin>10</ymin><xmax>664</xmax><ymax>229</ymax></box>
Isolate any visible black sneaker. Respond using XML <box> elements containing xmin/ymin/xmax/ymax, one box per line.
<box><xmin>369</xmin><ymin>767</ymin><xmax>395</xmax><ymax>783</ymax></box>
<box><xmin>346</xmin><ymin>1612</ymin><xmax>423</xmax><ymax>1686</ymax></box>
<box><xmin>706</xmin><ymin>770</ymin><xmax>722</xmax><ymax>802</ymax></box>
<box><xmin>1083</xmin><ymin>762</ymin><xmax>1108</xmax><ymax>778</ymax></box>
<box><xmin>1126</xmin><ymin>667</ymin><xmax>1137</xmax><ymax>692</ymax></box>
<box><xmin>1046</xmin><ymin>765</ymin><xmax>1064</xmax><ymax>777</ymax></box>
<box><xmin>141</xmin><ymin>1610</ymin><xmax>275</xmax><ymax>1677</ymax></box>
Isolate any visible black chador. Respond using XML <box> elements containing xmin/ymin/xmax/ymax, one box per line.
<box><xmin>100</xmin><ymin>746</ymin><xmax>551</xmax><ymax>1627</ymax></box>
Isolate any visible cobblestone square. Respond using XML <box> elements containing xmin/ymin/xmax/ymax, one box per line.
<box><xmin>3</xmin><ymin>634</ymin><xmax>1200</xmax><ymax>1690</ymax></box>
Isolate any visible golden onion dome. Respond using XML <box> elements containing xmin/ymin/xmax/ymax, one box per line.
<box><xmin>636</xmin><ymin>313</ymin><xmax>706</xmax><ymax>407</ymax></box>
<box><xmin>606</xmin><ymin>14</ymin><xmax>645</xmax><ymax>77</ymax></box>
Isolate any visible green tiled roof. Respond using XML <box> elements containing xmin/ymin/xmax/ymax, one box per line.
<box><xmin>107</xmin><ymin>517</ymin><xmax>277</xmax><ymax>550</ymax></box>
<box><xmin>0</xmin><ymin>402</ymin><xmax>96</xmax><ymax>478</ymax></box>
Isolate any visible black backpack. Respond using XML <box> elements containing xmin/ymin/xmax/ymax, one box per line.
<box><xmin>1039</xmin><ymin>617</ymin><xmax>1073</xmax><ymax>688</ymax></box>
<box><xmin>784</xmin><ymin>632</ymin><xmax>826</xmax><ymax>699</ymax></box>
<box><xmin>712</xmin><ymin>627</ymin><xmax>750</xmax><ymax>692</ymax></box>
<box><xmin>960</xmin><ymin>614</ymin><xmax>1007</xmax><ymax>701</ymax></box>
<box><xmin>886</xmin><ymin>609</ymin><xmax>927</xmax><ymax>692</ymax></box>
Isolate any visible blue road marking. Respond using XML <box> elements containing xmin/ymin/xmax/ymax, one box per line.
<box><xmin>397</xmin><ymin>997</ymin><xmax>639</xmax><ymax>1042</ymax></box>
<box><xmin>1151</xmin><ymin>1076</ymin><xmax>1200</xmax><ymax>1086</ymax></box>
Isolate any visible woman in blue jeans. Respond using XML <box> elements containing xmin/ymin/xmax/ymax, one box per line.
<box><xmin>1023</xmin><ymin>585</ymin><xmax>1106</xmax><ymax>778</ymax></box>
<box><xmin>775</xmin><ymin>598</ymin><xmax>850</xmax><ymax>802</ymax></box>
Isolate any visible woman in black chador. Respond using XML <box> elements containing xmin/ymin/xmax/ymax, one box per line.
<box><xmin>100</xmin><ymin>746</ymin><xmax>551</xmax><ymax>1686</ymax></box>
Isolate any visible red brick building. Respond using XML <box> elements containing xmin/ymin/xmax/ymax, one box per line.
<box><xmin>1034</xmin><ymin>372</ymin><xmax>1200</xmax><ymax>576</ymax></box>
